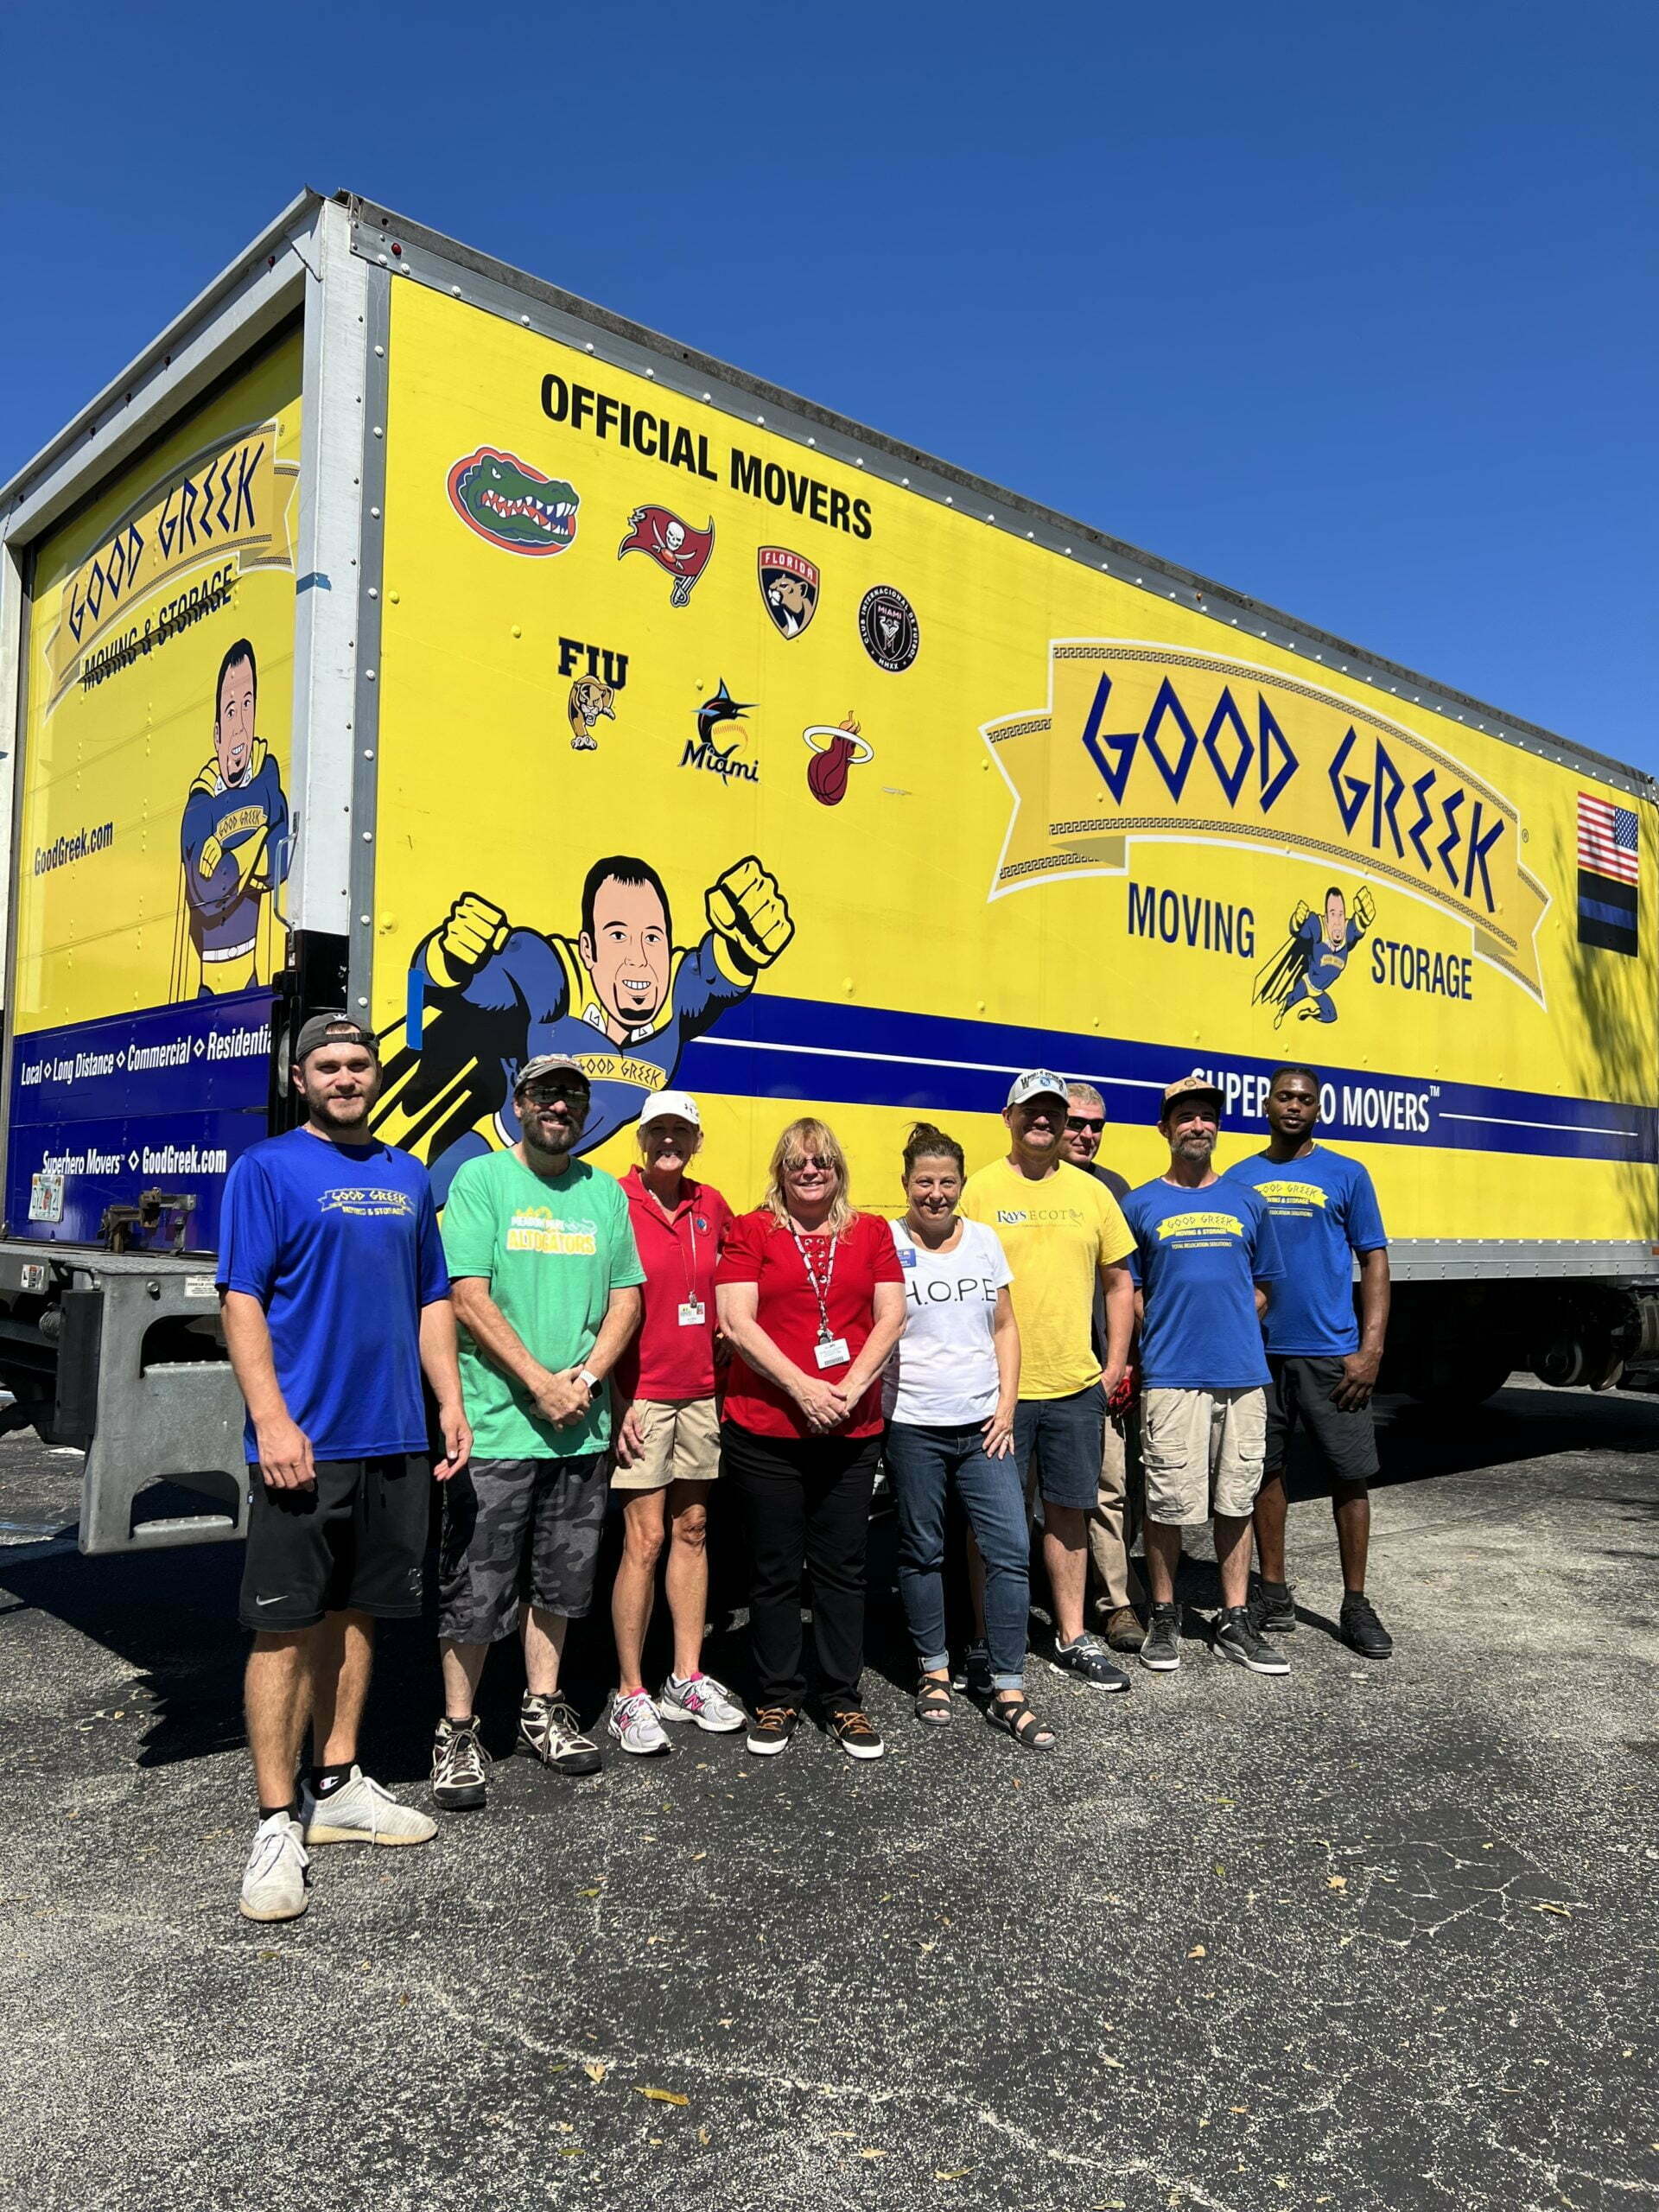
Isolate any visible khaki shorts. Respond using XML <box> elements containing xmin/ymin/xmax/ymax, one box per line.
<box><xmin>611</xmin><ymin>1397</ymin><xmax>721</xmax><ymax>1491</ymax></box>
<box><xmin>1141</xmin><ymin>1386</ymin><xmax>1266</xmax><ymax>1525</ymax></box>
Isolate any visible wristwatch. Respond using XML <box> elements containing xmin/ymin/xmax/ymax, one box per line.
<box><xmin>576</xmin><ymin>1367</ymin><xmax>601</xmax><ymax>1396</ymax></box>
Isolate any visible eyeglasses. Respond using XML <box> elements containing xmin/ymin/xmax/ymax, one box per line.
<box><xmin>785</xmin><ymin>1154</ymin><xmax>838</xmax><ymax>1174</ymax></box>
<box><xmin>1066</xmin><ymin>1116</ymin><xmax>1105</xmax><ymax>1134</ymax></box>
<box><xmin>521</xmin><ymin>1082</ymin><xmax>588</xmax><ymax>1105</ymax></box>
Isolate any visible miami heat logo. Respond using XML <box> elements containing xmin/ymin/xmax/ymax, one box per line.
<box><xmin>804</xmin><ymin>714</ymin><xmax>874</xmax><ymax>807</ymax></box>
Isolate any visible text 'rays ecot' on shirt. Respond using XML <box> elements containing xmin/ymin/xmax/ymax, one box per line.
<box><xmin>1121</xmin><ymin>1179</ymin><xmax>1283</xmax><ymax>1389</ymax></box>
<box><xmin>1224</xmin><ymin>1147</ymin><xmax>1388</xmax><ymax>1357</ymax></box>
<box><xmin>959</xmin><ymin>1157</ymin><xmax>1134</xmax><ymax>1399</ymax></box>
<box><xmin>440</xmin><ymin>1151</ymin><xmax>645</xmax><ymax>1459</ymax></box>
<box><xmin>217</xmin><ymin>1128</ymin><xmax>449</xmax><ymax>1462</ymax></box>
<box><xmin>884</xmin><ymin>1217</ymin><xmax>1014</xmax><ymax>1427</ymax></box>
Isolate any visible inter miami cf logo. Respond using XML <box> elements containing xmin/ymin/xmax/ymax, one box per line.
<box><xmin>619</xmin><ymin>505</ymin><xmax>715</xmax><ymax>607</ymax></box>
<box><xmin>758</xmin><ymin>548</ymin><xmax>819</xmax><ymax>640</ymax></box>
<box><xmin>858</xmin><ymin>584</ymin><xmax>919</xmax><ymax>672</ymax></box>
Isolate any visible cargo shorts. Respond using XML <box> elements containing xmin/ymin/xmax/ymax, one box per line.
<box><xmin>1141</xmin><ymin>1386</ymin><xmax>1267</xmax><ymax>1526</ymax></box>
<box><xmin>437</xmin><ymin>1453</ymin><xmax>608</xmax><ymax>1643</ymax></box>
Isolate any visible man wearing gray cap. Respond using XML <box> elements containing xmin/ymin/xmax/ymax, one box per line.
<box><xmin>961</xmin><ymin>1069</ymin><xmax>1136</xmax><ymax>1689</ymax></box>
<box><xmin>431</xmin><ymin>1052</ymin><xmax>645</xmax><ymax>1809</ymax></box>
<box><xmin>1120</xmin><ymin>1074</ymin><xmax>1288</xmax><ymax>1676</ymax></box>
<box><xmin>220</xmin><ymin>1014</ymin><xmax>470</xmax><ymax>1923</ymax></box>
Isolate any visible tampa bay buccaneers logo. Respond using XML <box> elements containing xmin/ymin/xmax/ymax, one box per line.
<box><xmin>619</xmin><ymin>505</ymin><xmax>715</xmax><ymax>607</ymax></box>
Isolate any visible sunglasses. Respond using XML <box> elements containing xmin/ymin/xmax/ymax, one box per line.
<box><xmin>1066</xmin><ymin>1116</ymin><xmax>1105</xmax><ymax>1134</ymax></box>
<box><xmin>521</xmin><ymin>1082</ymin><xmax>588</xmax><ymax>1106</ymax></box>
<box><xmin>785</xmin><ymin>1154</ymin><xmax>838</xmax><ymax>1173</ymax></box>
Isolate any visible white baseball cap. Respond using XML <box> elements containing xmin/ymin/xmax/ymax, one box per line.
<box><xmin>1005</xmin><ymin>1068</ymin><xmax>1070</xmax><ymax>1109</ymax></box>
<box><xmin>638</xmin><ymin>1089</ymin><xmax>702</xmax><ymax>1130</ymax></box>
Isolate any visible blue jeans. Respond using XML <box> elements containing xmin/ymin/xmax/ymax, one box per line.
<box><xmin>883</xmin><ymin>1422</ymin><xmax>1030</xmax><ymax>1690</ymax></box>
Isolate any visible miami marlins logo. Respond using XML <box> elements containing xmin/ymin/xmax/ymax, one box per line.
<box><xmin>448</xmin><ymin>448</ymin><xmax>579</xmax><ymax>556</ymax></box>
<box><xmin>758</xmin><ymin>547</ymin><xmax>819</xmax><ymax>639</ymax></box>
<box><xmin>619</xmin><ymin>505</ymin><xmax>715</xmax><ymax>607</ymax></box>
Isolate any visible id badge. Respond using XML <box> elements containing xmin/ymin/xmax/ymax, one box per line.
<box><xmin>677</xmin><ymin>1300</ymin><xmax>707</xmax><ymax>1327</ymax></box>
<box><xmin>814</xmin><ymin>1336</ymin><xmax>850</xmax><ymax>1370</ymax></box>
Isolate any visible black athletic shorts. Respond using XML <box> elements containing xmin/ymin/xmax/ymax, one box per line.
<box><xmin>1264</xmin><ymin>1356</ymin><xmax>1379</xmax><ymax>1488</ymax></box>
<box><xmin>239</xmin><ymin>1454</ymin><xmax>432</xmax><ymax>1631</ymax></box>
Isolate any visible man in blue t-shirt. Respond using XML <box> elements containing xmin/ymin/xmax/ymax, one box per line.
<box><xmin>1225</xmin><ymin>1065</ymin><xmax>1393</xmax><ymax>1659</ymax></box>
<box><xmin>1121</xmin><ymin>1074</ymin><xmax>1287</xmax><ymax>1678</ymax></box>
<box><xmin>218</xmin><ymin>1014</ymin><xmax>472</xmax><ymax>1925</ymax></box>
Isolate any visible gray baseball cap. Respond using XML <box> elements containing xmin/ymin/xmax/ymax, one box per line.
<box><xmin>295</xmin><ymin>1013</ymin><xmax>378</xmax><ymax>1063</ymax></box>
<box><xmin>513</xmin><ymin>1052</ymin><xmax>590</xmax><ymax>1095</ymax></box>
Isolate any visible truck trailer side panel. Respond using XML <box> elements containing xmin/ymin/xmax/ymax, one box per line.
<box><xmin>364</xmin><ymin>270</ymin><xmax>1658</xmax><ymax>1272</ymax></box>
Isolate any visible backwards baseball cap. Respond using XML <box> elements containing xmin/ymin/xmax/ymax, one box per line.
<box><xmin>1005</xmin><ymin>1068</ymin><xmax>1071</xmax><ymax>1109</ymax></box>
<box><xmin>1160</xmin><ymin>1070</ymin><xmax>1224</xmax><ymax>1120</ymax></box>
<box><xmin>513</xmin><ymin>1052</ymin><xmax>590</xmax><ymax>1095</ymax></box>
<box><xmin>638</xmin><ymin>1089</ymin><xmax>701</xmax><ymax>1129</ymax></box>
<box><xmin>295</xmin><ymin>1013</ymin><xmax>379</xmax><ymax>1064</ymax></box>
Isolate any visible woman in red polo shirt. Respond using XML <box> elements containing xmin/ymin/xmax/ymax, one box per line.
<box><xmin>608</xmin><ymin>1092</ymin><xmax>744</xmax><ymax>1756</ymax></box>
<box><xmin>715</xmin><ymin>1117</ymin><xmax>906</xmax><ymax>1763</ymax></box>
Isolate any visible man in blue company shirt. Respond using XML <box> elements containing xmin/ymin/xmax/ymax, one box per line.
<box><xmin>1122</xmin><ymin>1074</ymin><xmax>1287</xmax><ymax>1679</ymax></box>
<box><xmin>219</xmin><ymin>1014</ymin><xmax>472</xmax><ymax>1925</ymax></box>
<box><xmin>1225</xmin><ymin>1065</ymin><xmax>1393</xmax><ymax>1659</ymax></box>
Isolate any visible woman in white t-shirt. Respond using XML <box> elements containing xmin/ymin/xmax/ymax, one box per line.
<box><xmin>885</xmin><ymin>1123</ymin><xmax>1053</xmax><ymax>1750</ymax></box>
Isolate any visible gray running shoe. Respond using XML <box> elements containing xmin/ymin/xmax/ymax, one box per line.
<box><xmin>302</xmin><ymin>1767</ymin><xmax>438</xmax><ymax>1846</ymax></box>
<box><xmin>609</xmin><ymin>1690</ymin><xmax>672</xmax><ymax>1757</ymax></box>
<box><xmin>1050</xmin><ymin>1632</ymin><xmax>1131</xmax><ymax>1693</ymax></box>
<box><xmin>430</xmin><ymin>1717</ymin><xmax>492</xmax><ymax>1811</ymax></box>
<box><xmin>1212</xmin><ymin>1606</ymin><xmax>1290</xmax><ymax>1676</ymax></box>
<box><xmin>1140</xmin><ymin>1603</ymin><xmax>1184</xmax><ymax>1672</ymax></box>
<box><xmin>238</xmin><ymin>1812</ymin><xmax>308</xmax><ymax>1922</ymax></box>
<box><xmin>658</xmin><ymin>1672</ymin><xmax>746</xmax><ymax>1732</ymax></box>
<box><xmin>520</xmin><ymin>1692</ymin><xmax>603</xmax><ymax>1776</ymax></box>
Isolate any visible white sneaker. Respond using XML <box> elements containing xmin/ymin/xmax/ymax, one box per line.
<box><xmin>608</xmin><ymin>1690</ymin><xmax>671</xmax><ymax>1756</ymax></box>
<box><xmin>657</xmin><ymin>1671</ymin><xmax>746</xmax><ymax>1733</ymax></box>
<box><xmin>301</xmin><ymin>1766</ymin><xmax>437</xmax><ymax>1847</ymax></box>
<box><xmin>238</xmin><ymin>1812</ymin><xmax>309</xmax><ymax>1922</ymax></box>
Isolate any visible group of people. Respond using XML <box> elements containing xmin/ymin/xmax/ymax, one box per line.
<box><xmin>223</xmin><ymin>1014</ymin><xmax>1391</xmax><ymax>1923</ymax></box>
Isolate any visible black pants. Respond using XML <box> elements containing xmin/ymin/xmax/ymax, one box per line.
<box><xmin>721</xmin><ymin>1421</ymin><xmax>882</xmax><ymax>1709</ymax></box>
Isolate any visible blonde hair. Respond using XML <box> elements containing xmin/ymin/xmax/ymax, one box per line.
<box><xmin>763</xmin><ymin>1117</ymin><xmax>855</xmax><ymax>1237</ymax></box>
<box><xmin>1066</xmin><ymin>1082</ymin><xmax>1104</xmax><ymax>1113</ymax></box>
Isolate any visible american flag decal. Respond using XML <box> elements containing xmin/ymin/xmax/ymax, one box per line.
<box><xmin>1577</xmin><ymin>793</ymin><xmax>1641</xmax><ymax>957</ymax></box>
<box><xmin>1577</xmin><ymin>794</ymin><xmax>1640</xmax><ymax>885</ymax></box>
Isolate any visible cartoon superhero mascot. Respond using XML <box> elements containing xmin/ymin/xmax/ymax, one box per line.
<box><xmin>373</xmin><ymin>854</ymin><xmax>793</xmax><ymax>1200</ymax></box>
<box><xmin>1255</xmin><ymin>883</ymin><xmax>1376</xmax><ymax>1027</ymax></box>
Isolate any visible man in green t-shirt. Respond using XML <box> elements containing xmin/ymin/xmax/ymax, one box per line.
<box><xmin>431</xmin><ymin>1052</ymin><xmax>645</xmax><ymax>1810</ymax></box>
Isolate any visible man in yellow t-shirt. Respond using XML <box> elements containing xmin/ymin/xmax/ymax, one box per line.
<box><xmin>961</xmin><ymin>1070</ymin><xmax>1135</xmax><ymax>1690</ymax></box>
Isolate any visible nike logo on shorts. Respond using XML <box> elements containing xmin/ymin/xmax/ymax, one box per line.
<box><xmin>255</xmin><ymin>1595</ymin><xmax>289</xmax><ymax>1606</ymax></box>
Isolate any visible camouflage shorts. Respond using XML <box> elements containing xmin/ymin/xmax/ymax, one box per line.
<box><xmin>437</xmin><ymin>1454</ymin><xmax>609</xmax><ymax>1643</ymax></box>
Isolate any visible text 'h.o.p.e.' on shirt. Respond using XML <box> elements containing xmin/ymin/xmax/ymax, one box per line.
<box><xmin>1121</xmin><ymin>1177</ymin><xmax>1283</xmax><ymax>1390</ymax></box>
<box><xmin>884</xmin><ymin>1216</ymin><xmax>1014</xmax><ymax>1428</ymax></box>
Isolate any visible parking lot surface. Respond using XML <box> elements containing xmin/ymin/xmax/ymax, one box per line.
<box><xmin>3</xmin><ymin>1379</ymin><xmax>1656</xmax><ymax>2212</ymax></box>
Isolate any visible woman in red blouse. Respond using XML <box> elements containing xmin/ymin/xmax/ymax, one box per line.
<box><xmin>715</xmin><ymin>1117</ymin><xmax>906</xmax><ymax>1762</ymax></box>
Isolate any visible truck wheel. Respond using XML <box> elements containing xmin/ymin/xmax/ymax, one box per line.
<box><xmin>1396</xmin><ymin>1356</ymin><xmax>1515</xmax><ymax>1410</ymax></box>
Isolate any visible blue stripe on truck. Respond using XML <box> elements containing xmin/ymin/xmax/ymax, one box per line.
<box><xmin>679</xmin><ymin>994</ymin><xmax>1659</xmax><ymax>1166</ymax></box>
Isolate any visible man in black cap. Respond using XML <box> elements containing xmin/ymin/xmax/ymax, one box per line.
<box><xmin>1120</xmin><ymin>1074</ymin><xmax>1287</xmax><ymax>1677</ymax></box>
<box><xmin>219</xmin><ymin>1014</ymin><xmax>471</xmax><ymax>1923</ymax></box>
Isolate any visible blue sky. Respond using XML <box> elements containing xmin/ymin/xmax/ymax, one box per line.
<box><xmin>2</xmin><ymin>0</ymin><xmax>1652</xmax><ymax>766</ymax></box>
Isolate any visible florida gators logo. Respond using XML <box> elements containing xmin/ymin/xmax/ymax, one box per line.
<box><xmin>448</xmin><ymin>448</ymin><xmax>579</xmax><ymax>556</ymax></box>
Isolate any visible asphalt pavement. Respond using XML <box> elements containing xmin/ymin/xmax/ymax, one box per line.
<box><xmin>3</xmin><ymin>1380</ymin><xmax>1656</xmax><ymax>2212</ymax></box>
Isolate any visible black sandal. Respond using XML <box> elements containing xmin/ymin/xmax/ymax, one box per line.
<box><xmin>988</xmin><ymin>1694</ymin><xmax>1056</xmax><ymax>1751</ymax></box>
<box><xmin>914</xmin><ymin>1676</ymin><xmax>952</xmax><ymax>1726</ymax></box>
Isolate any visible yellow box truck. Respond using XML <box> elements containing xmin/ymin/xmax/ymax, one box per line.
<box><xmin>2</xmin><ymin>189</ymin><xmax>1654</xmax><ymax>1552</ymax></box>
